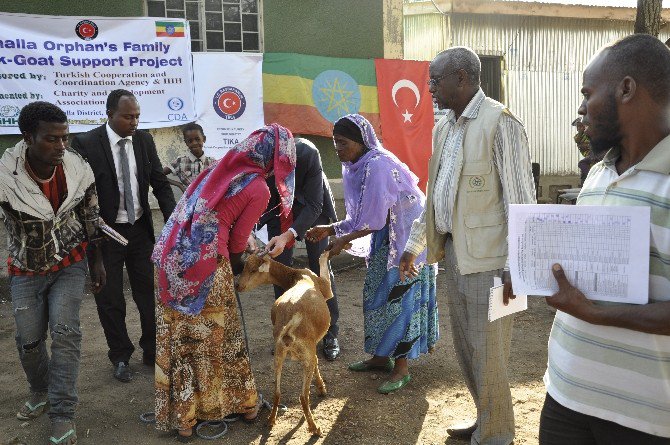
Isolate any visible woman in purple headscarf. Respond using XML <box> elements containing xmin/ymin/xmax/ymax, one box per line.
<box><xmin>306</xmin><ymin>114</ymin><xmax>438</xmax><ymax>394</ymax></box>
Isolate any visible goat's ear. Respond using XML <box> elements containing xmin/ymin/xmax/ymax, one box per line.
<box><xmin>259</xmin><ymin>261</ymin><xmax>270</xmax><ymax>273</ymax></box>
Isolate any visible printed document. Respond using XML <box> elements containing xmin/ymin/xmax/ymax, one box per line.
<box><xmin>508</xmin><ymin>204</ymin><xmax>650</xmax><ymax>304</ymax></box>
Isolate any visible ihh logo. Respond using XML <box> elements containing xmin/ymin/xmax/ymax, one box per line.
<box><xmin>0</xmin><ymin>105</ymin><xmax>20</xmax><ymax>125</ymax></box>
<box><xmin>0</xmin><ymin>105</ymin><xmax>20</xmax><ymax>117</ymax></box>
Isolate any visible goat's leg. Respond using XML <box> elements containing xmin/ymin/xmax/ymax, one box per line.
<box><xmin>300</xmin><ymin>354</ymin><xmax>322</xmax><ymax>436</ymax></box>
<box><xmin>269</xmin><ymin>342</ymin><xmax>285</xmax><ymax>428</ymax></box>
<box><xmin>313</xmin><ymin>351</ymin><xmax>327</xmax><ymax>397</ymax></box>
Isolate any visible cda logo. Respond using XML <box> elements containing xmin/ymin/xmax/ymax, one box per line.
<box><xmin>213</xmin><ymin>86</ymin><xmax>246</xmax><ymax>120</ymax></box>
<box><xmin>167</xmin><ymin>97</ymin><xmax>187</xmax><ymax>121</ymax></box>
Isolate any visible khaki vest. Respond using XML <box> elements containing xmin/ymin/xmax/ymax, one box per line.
<box><xmin>425</xmin><ymin>97</ymin><xmax>509</xmax><ymax>275</ymax></box>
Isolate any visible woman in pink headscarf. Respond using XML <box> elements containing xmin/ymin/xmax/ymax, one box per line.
<box><xmin>151</xmin><ymin>124</ymin><xmax>296</xmax><ymax>440</ymax></box>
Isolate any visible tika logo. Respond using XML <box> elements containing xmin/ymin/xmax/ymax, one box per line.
<box><xmin>75</xmin><ymin>20</ymin><xmax>99</xmax><ymax>41</ymax></box>
<box><xmin>213</xmin><ymin>86</ymin><xmax>246</xmax><ymax>120</ymax></box>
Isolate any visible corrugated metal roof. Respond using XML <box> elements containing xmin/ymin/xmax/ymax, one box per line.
<box><xmin>405</xmin><ymin>13</ymin><xmax>670</xmax><ymax>174</ymax></box>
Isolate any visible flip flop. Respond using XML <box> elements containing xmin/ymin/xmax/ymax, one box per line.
<box><xmin>241</xmin><ymin>393</ymin><xmax>287</xmax><ymax>423</ymax></box>
<box><xmin>241</xmin><ymin>393</ymin><xmax>265</xmax><ymax>424</ymax></box>
<box><xmin>49</xmin><ymin>421</ymin><xmax>77</xmax><ymax>445</ymax></box>
<box><xmin>176</xmin><ymin>429</ymin><xmax>194</xmax><ymax>443</ymax></box>
<box><xmin>16</xmin><ymin>399</ymin><xmax>47</xmax><ymax>421</ymax></box>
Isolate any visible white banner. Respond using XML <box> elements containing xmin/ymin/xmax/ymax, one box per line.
<box><xmin>0</xmin><ymin>12</ymin><xmax>195</xmax><ymax>134</ymax></box>
<box><xmin>193</xmin><ymin>52</ymin><xmax>264</xmax><ymax>159</ymax></box>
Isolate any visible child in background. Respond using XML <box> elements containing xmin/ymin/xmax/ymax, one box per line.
<box><xmin>163</xmin><ymin>122</ymin><xmax>215</xmax><ymax>191</ymax></box>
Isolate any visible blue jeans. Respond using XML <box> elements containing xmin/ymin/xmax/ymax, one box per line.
<box><xmin>10</xmin><ymin>259</ymin><xmax>87</xmax><ymax>421</ymax></box>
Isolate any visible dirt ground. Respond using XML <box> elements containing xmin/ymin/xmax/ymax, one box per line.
<box><xmin>0</xmin><ymin>260</ymin><xmax>554</xmax><ymax>445</ymax></box>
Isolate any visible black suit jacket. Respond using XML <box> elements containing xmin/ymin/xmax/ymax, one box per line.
<box><xmin>71</xmin><ymin>124</ymin><xmax>176</xmax><ymax>240</ymax></box>
<box><xmin>260</xmin><ymin>138</ymin><xmax>337</xmax><ymax>239</ymax></box>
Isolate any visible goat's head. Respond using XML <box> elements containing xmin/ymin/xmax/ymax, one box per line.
<box><xmin>236</xmin><ymin>253</ymin><xmax>272</xmax><ymax>292</ymax></box>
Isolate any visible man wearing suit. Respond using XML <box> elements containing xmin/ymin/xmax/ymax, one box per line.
<box><xmin>260</xmin><ymin>138</ymin><xmax>341</xmax><ymax>360</ymax></box>
<box><xmin>71</xmin><ymin>89</ymin><xmax>176</xmax><ymax>382</ymax></box>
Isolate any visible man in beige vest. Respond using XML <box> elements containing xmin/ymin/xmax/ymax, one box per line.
<box><xmin>400</xmin><ymin>47</ymin><xmax>536</xmax><ymax>445</ymax></box>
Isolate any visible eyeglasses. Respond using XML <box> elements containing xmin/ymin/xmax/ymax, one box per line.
<box><xmin>427</xmin><ymin>70</ymin><xmax>461</xmax><ymax>88</ymax></box>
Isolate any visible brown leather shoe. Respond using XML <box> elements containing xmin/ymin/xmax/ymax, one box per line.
<box><xmin>446</xmin><ymin>421</ymin><xmax>477</xmax><ymax>438</ymax></box>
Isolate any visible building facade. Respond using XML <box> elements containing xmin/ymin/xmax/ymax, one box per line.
<box><xmin>404</xmin><ymin>0</ymin><xmax>670</xmax><ymax>186</ymax></box>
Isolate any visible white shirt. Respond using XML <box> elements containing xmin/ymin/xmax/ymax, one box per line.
<box><xmin>545</xmin><ymin>141</ymin><xmax>670</xmax><ymax>438</ymax></box>
<box><xmin>106</xmin><ymin>124</ymin><xmax>143</xmax><ymax>223</ymax></box>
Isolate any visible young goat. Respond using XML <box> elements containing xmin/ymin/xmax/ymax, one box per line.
<box><xmin>236</xmin><ymin>252</ymin><xmax>334</xmax><ymax>436</ymax></box>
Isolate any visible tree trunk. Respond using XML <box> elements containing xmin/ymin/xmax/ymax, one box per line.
<box><xmin>635</xmin><ymin>0</ymin><xmax>663</xmax><ymax>37</ymax></box>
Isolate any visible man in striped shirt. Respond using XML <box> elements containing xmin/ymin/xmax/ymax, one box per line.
<box><xmin>539</xmin><ymin>34</ymin><xmax>670</xmax><ymax>443</ymax></box>
<box><xmin>399</xmin><ymin>46</ymin><xmax>536</xmax><ymax>445</ymax></box>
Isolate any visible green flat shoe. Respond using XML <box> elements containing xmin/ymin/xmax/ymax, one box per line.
<box><xmin>348</xmin><ymin>359</ymin><xmax>394</xmax><ymax>373</ymax></box>
<box><xmin>377</xmin><ymin>374</ymin><xmax>411</xmax><ymax>394</ymax></box>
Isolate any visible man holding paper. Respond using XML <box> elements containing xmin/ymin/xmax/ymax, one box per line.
<box><xmin>399</xmin><ymin>46</ymin><xmax>536</xmax><ymax>445</ymax></box>
<box><xmin>537</xmin><ymin>34</ymin><xmax>670</xmax><ymax>443</ymax></box>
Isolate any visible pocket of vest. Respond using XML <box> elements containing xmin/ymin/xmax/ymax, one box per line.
<box><xmin>463</xmin><ymin>209</ymin><xmax>508</xmax><ymax>258</ymax></box>
<box><xmin>461</xmin><ymin>160</ymin><xmax>492</xmax><ymax>176</ymax></box>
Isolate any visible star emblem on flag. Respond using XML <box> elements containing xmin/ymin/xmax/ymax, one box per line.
<box><xmin>319</xmin><ymin>78</ymin><xmax>355</xmax><ymax>115</ymax></box>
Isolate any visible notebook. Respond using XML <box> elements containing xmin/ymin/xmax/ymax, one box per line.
<box><xmin>488</xmin><ymin>276</ymin><xmax>527</xmax><ymax>322</ymax></box>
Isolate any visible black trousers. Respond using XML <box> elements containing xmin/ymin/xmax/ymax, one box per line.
<box><xmin>539</xmin><ymin>394</ymin><xmax>670</xmax><ymax>445</ymax></box>
<box><xmin>268</xmin><ymin>214</ymin><xmax>339</xmax><ymax>337</ymax></box>
<box><xmin>95</xmin><ymin>215</ymin><xmax>155</xmax><ymax>365</ymax></box>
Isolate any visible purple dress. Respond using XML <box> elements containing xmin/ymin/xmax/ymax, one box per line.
<box><xmin>333</xmin><ymin>114</ymin><xmax>439</xmax><ymax>360</ymax></box>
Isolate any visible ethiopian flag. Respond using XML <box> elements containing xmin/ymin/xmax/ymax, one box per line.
<box><xmin>263</xmin><ymin>52</ymin><xmax>381</xmax><ymax>138</ymax></box>
<box><xmin>155</xmin><ymin>21</ymin><xmax>185</xmax><ymax>37</ymax></box>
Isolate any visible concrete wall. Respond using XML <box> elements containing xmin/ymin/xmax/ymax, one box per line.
<box><xmin>0</xmin><ymin>0</ymin><xmax>143</xmax><ymax>16</ymax></box>
<box><xmin>262</xmin><ymin>0</ymin><xmax>385</xmax><ymax>59</ymax></box>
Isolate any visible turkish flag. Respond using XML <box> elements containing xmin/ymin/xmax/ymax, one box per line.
<box><xmin>375</xmin><ymin>59</ymin><xmax>433</xmax><ymax>191</ymax></box>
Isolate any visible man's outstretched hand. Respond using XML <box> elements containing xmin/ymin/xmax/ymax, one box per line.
<box><xmin>265</xmin><ymin>230</ymin><xmax>294</xmax><ymax>257</ymax></box>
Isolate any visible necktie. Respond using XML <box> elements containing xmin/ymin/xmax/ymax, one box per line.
<box><xmin>118</xmin><ymin>139</ymin><xmax>136</xmax><ymax>224</ymax></box>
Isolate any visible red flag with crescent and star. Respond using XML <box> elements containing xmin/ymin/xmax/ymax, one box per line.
<box><xmin>374</xmin><ymin>59</ymin><xmax>433</xmax><ymax>191</ymax></box>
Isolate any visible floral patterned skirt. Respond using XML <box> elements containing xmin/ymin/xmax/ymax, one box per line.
<box><xmin>363</xmin><ymin>225</ymin><xmax>439</xmax><ymax>360</ymax></box>
<box><xmin>154</xmin><ymin>258</ymin><xmax>257</xmax><ymax>431</ymax></box>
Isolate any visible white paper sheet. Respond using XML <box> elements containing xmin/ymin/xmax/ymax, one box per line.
<box><xmin>488</xmin><ymin>276</ymin><xmax>528</xmax><ymax>322</ymax></box>
<box><xmin>508</xmin><ymin>204</ymin><xmax>650</xmax><ymax>304</ymax></box>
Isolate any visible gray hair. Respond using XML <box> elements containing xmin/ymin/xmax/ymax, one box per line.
<box><xmin>435</xmin><ymin>46</ymin><xmax>481</xmax><ymax>86</ymax></box>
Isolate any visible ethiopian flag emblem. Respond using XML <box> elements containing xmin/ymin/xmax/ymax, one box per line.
<box><xmin>263</xmin><ymin>53</ymin><xmax>380</xmax><ymax>138</ymax></box>
<box><xmin>155</xmin><ymin>21</ymin><xmax>185</xmax><ymax>37</ymax></box>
